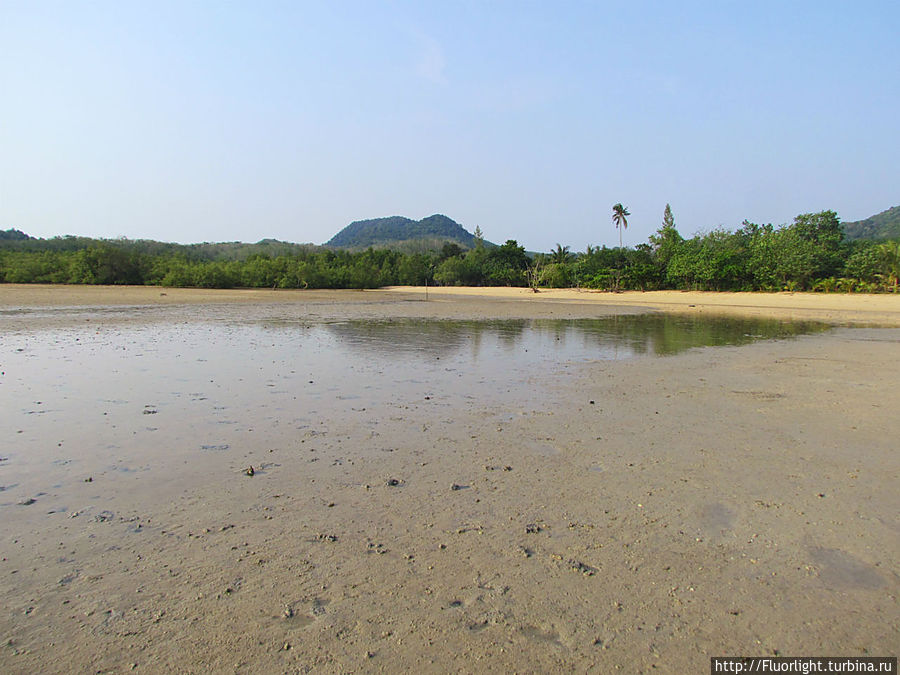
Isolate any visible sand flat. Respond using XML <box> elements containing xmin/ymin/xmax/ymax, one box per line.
<box><xmin>2</xmin><ymin>283</ymin><xmax>900</xmax><ymax>325</ymax></box>
<box><xmin>0</xmin><ymin>286</ymin><xmax>897</xmax><ymax>673</ymax></box>
<box><xmin>384</xmin><ymin>286</ymin><xmax>900</xmax><ymax>326</ymax></box>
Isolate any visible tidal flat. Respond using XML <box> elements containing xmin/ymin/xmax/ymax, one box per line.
<box><xmin>0</xmin><ymin>286</ymin><xmax>898</xmax><ymax>673</ymax></box>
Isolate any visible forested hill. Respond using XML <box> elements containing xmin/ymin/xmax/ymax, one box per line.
<box><xmin>1</xmin><ymin>208</ymin><xmax>898</xmax><ymax>292</ymax></box>
<box><xmin>325</xmin><ymin>214</ymin><xmax>478</xmax><ymax>249</ymax></box>
<box><xmin>0</xmin><ymin>233</ymin><xmax>318</xmax><ymax>261</ymax></box>
<box><xmin>843</xmin><ymin>205</ymin><xmax>900</xmax><ymax>241</ymax></box>
<box><xmin>0</xmin><ymin>228</ymin><xmax>30</xmax><ymax>241</ymax></box>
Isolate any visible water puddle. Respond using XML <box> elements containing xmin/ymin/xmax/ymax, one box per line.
<box><xmin>0</xmin><ymin>310</ymin><xmax>827</xmax><ymax>512</ymax></box>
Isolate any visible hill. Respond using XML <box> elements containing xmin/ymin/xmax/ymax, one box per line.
<box><xmin>0</xmin><ymin>231</ymin><xmax>320</xmax><ymax>260</ymax></box>
<box><xmin>0</xmin><ymin>228</ymin><xmax>31</xmax><ymax>241</ymax></box>
<box><xmin>842</xmin><ymin>205</ymin><xmax>900</xmax><ymax>241</ymax></box>
<box><xmin>325</xmin><ymin>214</ymin><xmax>479</xmax><ymax>249</ymax></box>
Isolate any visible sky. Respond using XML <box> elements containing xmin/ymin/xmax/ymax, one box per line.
<box><xmin>1</xmin><ymin>1</ymin><xmax>898</xmax><ymax>252</ymax></box>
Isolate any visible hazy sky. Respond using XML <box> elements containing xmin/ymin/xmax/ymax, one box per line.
<box><xmin>2</xmin><ymin>1</ymin><xmax>898</xmax><ymax>251</ymax></box>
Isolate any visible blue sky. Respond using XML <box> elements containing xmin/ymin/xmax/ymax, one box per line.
<box><xmin>1</xmin><ymin>1</ymin><xmax>898</xmax><ymax>251</ymax></box>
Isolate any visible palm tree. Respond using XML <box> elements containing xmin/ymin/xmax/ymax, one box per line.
<box><xmin>550</xmin><ymin>243</ymin><xmax>572</xmax><ymax>264</ymax></box>
<box><xmin>877</xmin><ymin>240</ymin><xmax>900</xmax><ymax>290</ymax></box>
<box><xmin>612</xmin><ymin>203</ymin><xmax>630</xmax><ymax>248</ymax></box>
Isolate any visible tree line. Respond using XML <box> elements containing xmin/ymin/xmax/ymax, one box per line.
<box><xmin>1</xmin><ymin>207</ymin><xmax>898</xmax><ymax>292</ymax></box>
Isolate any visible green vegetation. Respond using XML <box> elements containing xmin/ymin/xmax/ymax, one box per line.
<box><xmin>325</xmin><ymin>214</ymin><xmax>483</xmax><ymax>250</ymax></box>
<box><xmin>842</xmin><ymin>205</ymin><xmax>900</xmax><ymax>241</ymax></box>
<box><xmin>1</xmin><ymin>205</ymin><xmax>899</xmax><ymax>292</ymax></box>
<box><xmin>526</xmin><ymin>207</ymin><xmax>899</xmax><ymax>293</ymax></box>
<box><xmin>0</xmin><ymin>228</ymin><xmax>29</xmax><ymax>241</ymax></box>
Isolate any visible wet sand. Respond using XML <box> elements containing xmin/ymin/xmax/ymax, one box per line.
<box><xmin>3</xmin><ymin>284</ymin><xmax>900</xmax><ymax>326</ymax></box>
<box><xmin>1</xmin><ymin>285</ymin><xmax>898</xmax><ymax>673</ymax></box>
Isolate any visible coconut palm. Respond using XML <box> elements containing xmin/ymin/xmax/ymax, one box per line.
<box><xmin>550</xmin><ymin>243</ymin><xmax>572</xmax><ymax>264</ymax></box>
<box><xmin>612</xmin><ymin>203</ymin><xmax>630</xmax><ymax>248</ymax></box>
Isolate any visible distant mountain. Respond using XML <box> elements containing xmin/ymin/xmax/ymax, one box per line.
<box><xmin>325</xmin><ymin>214</ymin><xmax>479</xmax><ymax>249</ymax></box>
<box><xmin>843</xmin><ymin>205</ymin><xmax>900</xmax><ymax>241</ymax></box>
<box><xmin>0</xmin><ymin>231</ymin><xmax>321</xmax><ymax>260</ymax></box>
<box><xmin>0</xmin><ymin>228</ymin><xmax>31</xmax><ymax>241</ymax></box>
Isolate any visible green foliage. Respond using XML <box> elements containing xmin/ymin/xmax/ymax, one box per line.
<box><xmin>842</xmin><ymin>242</ymin><xmax>882</xmax><ymax>283</ymax></box>
<box><xmin>792</xmin><ymin>210</ymin><xmax>844</xmax><ymax>277</ymax></box>
<box><xmin>433</xmin><ymin>256</ymin><xmax>469</xmax><ymax>286</ymax></box>
<box><xmin>2</xmin><ymin>251</ymin><xmax>70</xmax><ymax>283</ymax></box>
<box><xmin>325</xmin><ymin>214</ymin><xmax>479</xmax><ymax>250</ymax></box>
<box><xmin>430</xmin><ymin>241</ymin><xmax>530</xmax><ymax>287</ymax></box>
<box><xmin>877</xmin><ymin>240</ymin><xmax>900</xmax><ymax>289</ymax></box>
<box><xmin>0</xmin><ymin>228</ymin><xmax>30</xmax><ymax>241</ymax></box>
<box><xmin>74</xmin><ymin>245</ymin><xmax>146</xmax><ymax>285</ymax></box>
<box><xmin>439</xmin><ymin>242</ymin><xmax>463</xmax><ymax>260</ymax></box>
<box><xmin>741</xmin><ymin>214</ymin><xmax>845</xmax><ymax>290</ymax></box>
<box><xmin>842</xmin><ymin>205</ymin><xmax>900</xmax><ymax>241</ymax></box>
<box><xmin>2</xmin><ymin>207</ymin><xmax>898</xmax><ymax>293</ymax></box>
<box><xmin>550</xmin><ymin>244</ymin><xmax>572</xmax><ymax>264</ymax></box>
<box><xmin>574</xmin><ymin>246</ymin><xmax>626</xmax><ymax>290</ymax></box>
<box><xmin>482</xmin><ymin>241</ymin><xmax>526</xmax><ymax>286</ymax></box>
<box><xmin>663</xmin><ymin>204</ymin><xmax>674</xmax><ymax>229</ymax></box>
<box><xmin>653</xmin><ymin>212</ymin><xmax>849</xmax><ymax>291</ymax></box>
<box><xmin>397</xmin><ymin>253</ymin><xmax>434</xmax><ymax>285</ymax></box>
<box><xmin>793</xmin><ymin>210</ymin><xmax>843</xmax><ymax>248</ymax></box>
<box><xmin>540</xmin><ymin>262</ymin><xmax>573</xmax><ymax>288</ymax></box>
<box><xmin>649</xmin><ymin>216</ymin><xmax>684</xmax><ymax>274</ymax></box>
<box><xmin>473</xmin><ymin>226</ymin><xmax>484</xmax><ymax>250</ymax></box>
<box><xmin>623</xmin><ymin>246</ymin><xmax>659</xmax><ymax>290</ymax></box>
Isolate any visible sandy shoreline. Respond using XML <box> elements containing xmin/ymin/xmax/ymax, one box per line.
<box><xmin>1</xmin><ymin>287</ymin><xmax>897</xmax><ymax>673</ymax></box>
<box><xmin>2</xmin><ymin>283</ymin><xmax>899</xmax><ymax>326</ymax></box>
<box><xmin>386</xmin><ymin>286</ymin><xmax>900</xmax><ymax>326</ymax></box>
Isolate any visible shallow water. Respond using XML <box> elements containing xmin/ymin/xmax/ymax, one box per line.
<box><xmin>0</xmin><ymin>310</ymin><xmax>826</xmax><ymax>511</ymax></box>
<box><xmin>8</xmin><ymin>306</ymin><xmax>898</xmax><ymax>673</ymax></box>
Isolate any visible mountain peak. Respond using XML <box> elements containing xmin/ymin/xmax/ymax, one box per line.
<box><xmin>325</xmin><ymin>214</ymin><xmax>477</xmax><ymax>249</ymax></box>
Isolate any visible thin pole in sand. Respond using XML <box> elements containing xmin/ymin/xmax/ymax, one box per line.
<box><xmin>425</xmin><ymin>265</ymin><xmax>434</xmax><ymax>301</ymax></box>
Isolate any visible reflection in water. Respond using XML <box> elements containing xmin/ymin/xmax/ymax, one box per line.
<box><xmin>262</xmin><ymin>314</ymin><xmax>827</xmax><ymax>362</ymax></box>
<box><xmin>0</xmin><ymin>312</ymin><xmax>827</xmax><ymax>505</ymax></box>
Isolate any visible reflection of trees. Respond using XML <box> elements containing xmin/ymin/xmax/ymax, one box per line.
<box><xmin>490</xmin><ymin>320</ymin><xmax>528</xmax><ymax>350</ymax></box>
<box><xmin>649</xmin><ymin>314</ymin><xmax>826</xmax><ymax>355</ymax></box>
<box><xmin>322</xmin><ymin>319</ymin><xmax>529</xmax><ymax>359</ymax></box>
<box><xmin>555</xmin><ymin>314</ymin><xmax>826</xmax><ymax>357</ymax></box>
<box><xmin>258</xmin><ymin>315</ymin><xmax>827</xmax><ymax>362</ymax></box>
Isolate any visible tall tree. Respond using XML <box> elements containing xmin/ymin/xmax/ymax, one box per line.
<box><xmin>473</xmin><ymin>226</ymin><xmax>484</xmax><ymax>250</ymax></box>
<box><xmin>612</xmin><ymin>203</ymin><xmax>630</xmax><ymax>248</ymax></box>
<box><xmin>663</xmin><ymin>204</ymin><xmax>674</xmax><ymax>228</ymax></box>
<box><xmin>650</xmin><ymin>205</ymin><xmax>684</xmax><ymax>273</ymax></box>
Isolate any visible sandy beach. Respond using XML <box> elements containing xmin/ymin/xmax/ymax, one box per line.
<box><xmin>3</xmin><ymin>283</ymin><xmax>899</xmax><ymax>325</ymax></box>
<box><xmin>1</xmin><ymin>285</ymin><xmax>897</xmax><ymax>673</ymax></box>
